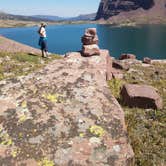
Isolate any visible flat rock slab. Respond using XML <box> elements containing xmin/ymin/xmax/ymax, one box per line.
<box><xmin>82</xmin><ymin>44</ymin><xmax>100</xmax><ymax>57</ymax></box>
<box><xmin>0</xmin><ymin>50</ymin><xmax>134</xmax><ymax>165</ymax></box>
<box><xmin>121</xmin><ymin>84</ymin><xmax>163</xmax><ymax>110</ymax></box>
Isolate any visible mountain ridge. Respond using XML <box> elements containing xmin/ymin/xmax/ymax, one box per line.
<box><xmin>0</xmin><ymin>12</ymin><xmax>51</xmax><ymax>22</ymax></box>
<box><xmin>95</xmin><ymin>0</ymin><xmax>166</xmax><ymax>24</ymax></box>
<box><xmin>0</xmin><ymin>12</ymin><xmax>96</xmax><ymax>22</ymax></box>
<box><xmin>31</xmin><ymin>13</ymin><xmax>96</xmax><ymax>21</ymax></box>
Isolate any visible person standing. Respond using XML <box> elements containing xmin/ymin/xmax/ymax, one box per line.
<box><xmin>38</xmin><ymin>22</ymin><xmax>48</xmax><ymax>58</ymax></box>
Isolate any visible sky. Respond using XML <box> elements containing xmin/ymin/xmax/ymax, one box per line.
<box><xmin>0</xmin><ymin>0</ymin><xmax>100</xmax><ymax>17</ymax></box>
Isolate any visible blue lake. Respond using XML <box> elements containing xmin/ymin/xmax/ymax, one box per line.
<box><xmin>0</xmin><ymin>24</ymin><xmax>166</xmax><ymax>59</ymax></box>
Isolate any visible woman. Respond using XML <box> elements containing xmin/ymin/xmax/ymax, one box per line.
<box><xmin>38</xmin><ymin>22</ymin><xmax>48</xmax><ymax>58</ymax></box>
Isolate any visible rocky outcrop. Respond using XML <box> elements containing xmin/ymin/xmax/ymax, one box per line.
<box><xmin>0</xmin><ymin>50</ymin><xmax>134</xmax><ymax>165</ymax></box>
<box><xmin>96</xmin><ymin>0</ymin><xmax>166</xmax><ymax>23</ymax></box>
<box><xmin>121</xmin><ymin>84</ymin><xmax>163</xmax><ymax>109</ymax></box>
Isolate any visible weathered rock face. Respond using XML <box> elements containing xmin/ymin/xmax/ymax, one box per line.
<box><xmin>96</xmin><ymin>0</ymin><xmax>166</xmax><ymax>20</ymax></box>
<box><xmin>0</xmin><ymin>50</ymin><xmax>134</xmax><ymax>165</ymax></box>
<box><xmin>121</xmin><ymin>84</ymin><xmax>163</xmax><ymax>109</ymax></box>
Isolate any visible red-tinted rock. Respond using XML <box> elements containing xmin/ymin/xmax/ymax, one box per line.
<box><xmin>143</xmin><ymin>57</ymin><xmax>152</xmax><ymax>64</ymax></box>
<box><xmin>82</xmin><ymin>28</ymin><xmax>99</xmax><ymax>45</ymax></box>
<box><xmin>119</xmin><ymin>54</ymin><xmax>136</xmax><ymax>60</ymax></box>
<box><xmin>0</xmin><ymin>49</ymin><xmax>134</xmax><ymax>165</ymax></box>
<box><xmin>95</xmin><ymin>0</ymin><xmax>164</xmax><ymax>22</ymax></box>
<box><xmin>113</xmin><ymin>60</ymin><xmax>130</xmax><ymax>71</ymax></box>
<box><xmin>0</xmin><ymin>99</ymin><xmax>16</xmax><ymax>114</ymax></box>
<box><xmin>82</xmin><ymin>44</ymin><xmax>100</xmax><ymax>56</ymax></box>
<box><xmin>81</xmin><ymin>28</ymin><xmax>100</xmax><ymax>56</ymax></box>
<box><xmin>85</xmin><ymin>28</ymin><xmax>97</xmax><ymax>37</ymax></box>
<box><xmin>81</xmin><ymin>35</ymin><xmax>98</xmax><ymax>45</ymax></box>
<box><xmin>106</xmin><ymin>53</ymin><xmax>113</xmax><ymax>80</ymax></box>
<box><xmin>121</xmin><ymin>84</ymin><xmax>163</xmax><ymax>109</ymax></box>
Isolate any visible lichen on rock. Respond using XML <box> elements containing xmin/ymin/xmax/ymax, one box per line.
<box><xmin>0</xmin><ymin>50</ymin><xmax>134</xmax><ymax>165</ymax></box>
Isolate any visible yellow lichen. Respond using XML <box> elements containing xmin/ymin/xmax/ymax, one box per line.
<box><xmin>79</xmin><ymin>133</ymin><xmax>85</xmax><ymax>137</ymax></box>
<box><xmin>18</xmin><ymin>114</ymin><xmax>27</xmax><ymax>123</ymax></box>
<box><xmin>1</xmin><ymin>138</ymin><xmax>13</xmax><ymax>146</ymax></box>
<box><xmin>18</xmin><ymin>132</ymin><xmax>23</xmax><ymax>139</ymax></box>
<box><xmin>0</xmin><ymin>127</ymin><xmax>3</xmax><ymax>132</ymax></box>
<box><xmin>38</xmin><ymin>158</ymin><xmax>54</xmax><ymax>166</ymax></box>
<box><xmin>21</xmin><ymin>101</ymin><xmax>27</xmax><ymax>108</ymax></box>
<box><xmin>0</xmin><ymin>133</ymin><xmax>13</xmax><ymax>146</ymax></box>
<box><xmin>43</xmin><ymin>94</ymin><xmax>58</xmax><ymax>103</ymax></box>
<box><xmin>89</xmin><ymin>125</ymin><xmax>105</xmax><ymax>137</ymax></box>
<box><xmin>42</xmin><ymin>93</ymin><xmax>63</xmax><ymax>103</ymax></box>
<box><xmin>11</xmin><ymin>148</ymin><xmax>21</xmax><ymax>158</ymax></box>
<box><xmin>17</xmin><ymin>108</ymin><xmax>32</xmax><ymax>124</ymax></box>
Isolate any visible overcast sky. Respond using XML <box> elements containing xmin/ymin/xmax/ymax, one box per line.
<box><xmin>0</xmin><ymin>0</ymin><xmax>100</xmax><ymax>17</ymax></box>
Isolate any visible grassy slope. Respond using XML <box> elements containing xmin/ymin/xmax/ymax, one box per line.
<box><xmin>0</xmin><ymin>52</ymin><xmax>62</xmax><ymax>80</ymax></box>
<box><xmin>108</xmin><ymin>63</ymin><xmax>166</xmax><ymax>166</ymax></box>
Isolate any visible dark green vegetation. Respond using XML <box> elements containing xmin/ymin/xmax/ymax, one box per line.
<box><xmin>0</xmin><ymin>52</ymin><xmax>61</xmax><ymax>80</ymax></box>
<box><xmin>108</xmin><ymin>63</ymin><xmax>166</xmax><ymax>166</ymax></box>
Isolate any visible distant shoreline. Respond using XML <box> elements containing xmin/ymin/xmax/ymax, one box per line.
<box><xmin>0</xmin><ymin>20</ymin><xmax>95</xmax><ymax>28</ymax></box>
<box><xmin>0</xmin><ymin>19</ymin><xmax>166</xmax><ymax>28</ymax></box>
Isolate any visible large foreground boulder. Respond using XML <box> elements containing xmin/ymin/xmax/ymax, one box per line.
<box><xmin>121</xmin><ymin>84</ymin><xmax>163</xmax><ymax>109</ymax></box>
<box><xmin>0</xmin><ymin>50</ymin><xmax>134</xmax><ymax>165</ymax></box>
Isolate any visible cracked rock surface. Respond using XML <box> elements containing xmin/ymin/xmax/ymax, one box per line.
<box><xmin>0</xmin><ymin>50</ymin><xmax>134</xmax><ymax>165</ymax></box>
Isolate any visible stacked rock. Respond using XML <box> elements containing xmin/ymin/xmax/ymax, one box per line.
<box><xmin>81</xmin><ymin>28</ymin><xmax>100</xmax><ymax>56</ymax></box>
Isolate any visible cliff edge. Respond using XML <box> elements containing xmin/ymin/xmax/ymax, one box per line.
<box><xmin>96</xmin><ymin>0</ymin><xmax>166</xmax><ymax>24</ymax></box>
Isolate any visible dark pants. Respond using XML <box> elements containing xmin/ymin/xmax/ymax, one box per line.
<box><xmin>39</xmin><ymin>37</ymin><xmax>48</xmax><ymax>52</ymax></box>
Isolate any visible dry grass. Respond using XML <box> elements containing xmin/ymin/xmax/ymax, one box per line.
<box><xmin>108</xmin><ymin>63</ymin><xmax>166</xmax><ymax>166</ymax></box>
<box><xmin>0</xmin><ymin>52</ymin><xmax>62</xmax><ymax>80</ymax></box>
<box><xmin>0</xmin><ymin>20</ymin><xmax>39</xmax><ymax>28</ymax></box>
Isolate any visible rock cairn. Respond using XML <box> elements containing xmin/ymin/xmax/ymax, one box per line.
<box><xmin>81</xmin><ymin>28</ymin><xmax>100</xmax><ymax>56</ymax></box>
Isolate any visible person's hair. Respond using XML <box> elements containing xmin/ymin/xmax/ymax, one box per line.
<box><xmin>41</xmin><ymin>22</ymin><xmax>47</xmax><ymax>27</ymax></box>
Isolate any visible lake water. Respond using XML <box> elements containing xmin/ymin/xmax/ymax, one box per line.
<box><xmin>0</xmin><ymin>24</ymin><xmax>166</xmax><ymax>59</ymax></box>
